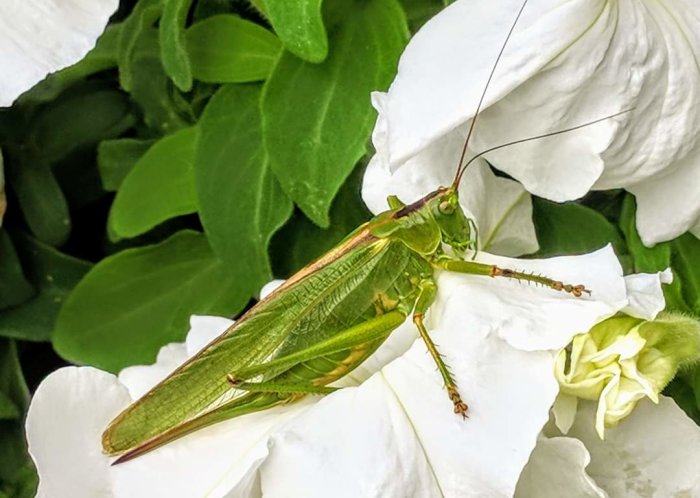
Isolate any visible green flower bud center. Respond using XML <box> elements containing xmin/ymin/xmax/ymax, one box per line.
<box><xmin>555</xmin><ymin>312</ymin><xmax>700</xmax><ymax>438</ymax></box>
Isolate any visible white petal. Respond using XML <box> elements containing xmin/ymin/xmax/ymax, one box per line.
<box><xmin>112</xmin><ymin>401</ymin><xmax>314</xmax><ymax>498</ymax></box>
<box><xmin>551</xmin><ymin>393</ymin><xmax>578</xmax><ymax>435</ymax></box>
<box><xmin>568</xmin><ymin>397</ymin><xmax>700</xmax><ymax>497</ymax></box>
<box><xmin>628</xmin><ymin>155</ymin><xmax>700</xmax><ymax>245</ymax></box>
<box><xmin>259</xmin><ymin>279</ymin><xmax>285</xmax><ymax>299</ymax></box>
<box><xmin>117</xmin><ymin>343</ymin><xmax>188</xmax><ymax>400</ymax></box>
<box><xmin>379</xmin><ymin>325</ymin><xmax>557</xmax><ymax>496</ymax></box>
<box><xmin>441</xmin><ymin>245</ymin><xmax>627</xmax><ymax>352</ymax></box>
<box><xmin>515</xmin><ymin>435</ymin><xmax>605</xmax><ymax>498</ymax></box>
<box><xmin>461</xmin><ymin>162</ymin><xmax>538</xmax><ymax>256</ymax></box>
<box><xmin>691</xmin><ymin>221</ymin><xmax>700</xmax><ymax>239</ymax></box>
<box><xmin>381</xmin><ymin>0</ymin><xmax>596</xmax><ymax>169</ymax></box>
<box><xmin>26</xmin><ymin>367</ymin><xmax>130</xmax><ymax>498</ymax></box>
<box><xmin>622</xmin><ymin>270</ymin><xmax>672</xmax><ymax>320</ymax></box>
<box><xmin>0</xmin><ymin>0</ymin><xmax>118</xmax><ymax>106</ymax></box>
<box><xmin>184</xmin><ymin>315</ymin><xmax>234</xmax><ymax>356</ymax></box>
<box><xmin>221</xmin><ymin>457</ymin><xmax>264</xmax><ymax>498</ymax></box>
<box><xmin>260</xmin><ymin>377</ymin><xmax>440</xmax><ymax>498</ymax></box>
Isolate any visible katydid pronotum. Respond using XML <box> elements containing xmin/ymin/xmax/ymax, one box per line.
<box><xmin>102</xmin><ymin>0</ymin><xmax>622</xmax><ymax>463</ymax></box>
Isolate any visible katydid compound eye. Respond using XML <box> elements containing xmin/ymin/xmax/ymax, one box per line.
<box><xmin>439</xmin><ymin>201</ymin><xmax>455</xmax><ymax>214</ymax></box>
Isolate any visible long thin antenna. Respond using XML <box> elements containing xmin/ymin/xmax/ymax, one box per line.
<box><xmin>452</xmin><ymin>0</ymin><xmax>530</xmax><ymax>187</ymax></box>
<box><xmin>458</xmin><ymin>108</ymin><xmax>634</xmax><ymax>174</ymax></box>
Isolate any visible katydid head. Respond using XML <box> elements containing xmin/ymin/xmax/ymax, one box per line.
<box><xmin>429</xmin><ymin>187</ymin><xmax>477</xmax><ymax>255</ymax></box>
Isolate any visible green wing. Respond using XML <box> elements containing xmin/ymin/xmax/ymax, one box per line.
<box><xmin>103</xmin><ymin>232</ymin><xmax>414</xmax><ymax>455</ymax></box>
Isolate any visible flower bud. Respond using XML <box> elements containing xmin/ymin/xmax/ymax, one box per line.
<box><xmin>555</xmin><ymin>312</ymin><xmax>700</xmax><ymax>438</ymax></box>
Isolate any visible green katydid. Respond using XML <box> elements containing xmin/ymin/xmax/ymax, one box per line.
<box><xmin>102</xmin><ymin>0</ymin><xmax>615</xmax><ymax>463</ymax></box>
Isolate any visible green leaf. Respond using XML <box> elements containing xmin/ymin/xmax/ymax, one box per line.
<box><xmin>532</xmin><ymin>199</ymin><xmax>626</xmax><ymax>258</ymax></box>
<box><xmin>262</xmin><ymin>0</ymin><xmax>408</xmax><ymax>226</ymax></box>
<box><xmin>671</xmin><ymin>233</ymin><xmax>700</xmax><ymax>315</ymax></box>
<box><xmin>264</xmin><ymin>0</ymin><xmax>327</xmax><ymax>62</ymax></box>
<box><xmin>129</xmin><ymin>34</ymin><xmax>194</xmax><ymax>133</ymax></box>
<box><xmin>0</xmin><ymin>341</ymin><xmax>28</xmax><ymax>414</ymax></box>
<box><xmin>662</xmin><ymin>269</ymin><xmax>692</xmax><ymax>314</ymax></box>
<box><xmin>186</xmin><ymin>15</ymin><xmax>281</xmax><ymax>83</ymax></box>
<box><xmin>29</xmin><ymin>87</ymin><xmax>135</xmax><ymax>164</ymax></box>
<box><xmin>0</xmin><ymin>340</ymin><xmax>32</xmax><ymax>484</ymax></box>
<box><xmin>271</xmin><ymin>164</ymin><xmax>370</xmax><ymax>276</ymax></box>
<box><xmin>118</xmin><ymin>0</ymin><xmax>164</xmax><ymax>91</ymax></box>
<box><xmin>0</xmin><ymin>230</ymin><xmax>34</xmax><ymax>309</ymax></box>
<box><xmin>109</xmin><ymin>127</ymin><xmax>198</xmax><ymax>240</ymax></box>
<box><xmin>160</xmin><ymin>0</ymin><xmax>195</xmax><ymax>91</ymax></box>
<box><xmin>196</xmin><ymin>84</ymin><xmax>292</xmax><ymax>300</ymax></box>
<box><xmin>619</xmin><ymin>194</ymin><xmax>671</xmax><ymax>273</ymax></box>
<box><xmin>5</xmin><ymin>154</ymin><xmax>71</xmax><ymax>246</ymax></box>
<box><xmin>0</xmin><ymin>233</ymin><xmax>91</xmax><ymax>342</ymax></box>
<box><xmin>399</xmin><ymin>0</ymin><xmax>445</xmax><ymax>32</ymax></box>
<box><xmin>664</xmin><ymin>375</ymin><xmax>700</xmax><ymax>425</ymax></box>
<box><xmin>98</xmin><ymin>138</ymin><xmax>157</xmax><ymax>191</ymax></box>
<box><xmin>0</xmin><ymin>149</ymin><xmax>4</xmax><ymax>222</ymax></box>
<box><xmin>53</xmin><ymin>230</ymin><xmax>246</xmax><ymax>372</ymax></box>
<box><xmin>0</xmin><ymin>462</ymin><xmax>37</xmax><ymax>498</ymax></box>
<box><xmin>0</xmin><ymin>392</ymin><xmax>19</xmax><ymax>421</ymax></box>
<box><xmin>193</xmin><ymin>0</ymin><xmax>235</xmax><ymax>19</ymax></box>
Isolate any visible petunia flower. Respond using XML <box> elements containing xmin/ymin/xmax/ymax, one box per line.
<box><xmin>369</xmin><ymin>0</ymin><xmax>700</xmax><ymax>245</ymax></box>
<box><xmin>29</xmin><ymin>244</ymin><xmax>670</xmax><ymax>497</ymax></box>
<box><xmin>0</xmin><ymin>0</ymin><xmax>118</xmax><ymax>107</ymax></box>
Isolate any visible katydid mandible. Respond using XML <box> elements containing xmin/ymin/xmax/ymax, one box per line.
<box><xmin>103</xmin><ymin>0</ymin><xmax>599</xmax><ymax>463</ymax></box>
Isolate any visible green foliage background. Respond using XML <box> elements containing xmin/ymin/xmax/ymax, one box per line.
<box><xmin>0</xmin><ymin>0</ymin><xmax>698</xmax><ymax>494</ymax></box>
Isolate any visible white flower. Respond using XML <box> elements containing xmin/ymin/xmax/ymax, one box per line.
<box><xmin>29</xmin><ymin>244</ymin><xmax>672</xmax><ymax>497</ymax></box>
<box><xmin>370</xmin><ymin>0</ymin><xmax>700</xmax><ymax>245</ymax></box>
<box><xmin>0</xmin><ymin>0</ymin><xmax>117</xmax><ymax>107</ymax></box>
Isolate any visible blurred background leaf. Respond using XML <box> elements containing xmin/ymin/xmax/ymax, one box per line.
<box><xmin>0</xmin><ymin>233</ymin><xmax>91</xmax><ymax>342</ymax></box>
<box><xmin>109</xmin><ymin>126</ymin><xmax>198</xmax><ymax>239</ymax></box>
<box><xmin>532</xmin><ymin>198</ymin><xmax>626</xmax><ymax>259</ymax></box>
<box><xmin>262</xmin><ymin>0</ymin><xmax>408</xmax><ymax>226</ymax></box>
<box><xmin>186</xmin><ymin>15</ymin><xmax>281</xmax><ymax>83</ymax></box>
<box><xmin>196</xmin><ymin>84</ymin><xmax>292</xmax><ymax>307</ymax></box>
<box><xmin>53</xmin><ymin>230</ymin><xmax>244</xmax><ymax>372</ymax></box>
<box><xmin>263</xmin><ymin>0</ymin><xmax>327</xmax><ymax>63</ymax></box>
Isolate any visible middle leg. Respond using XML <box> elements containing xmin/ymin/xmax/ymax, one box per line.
<box><xmin>413</xmin><ymin>278</ymin><xmax>469</xmax><ymax>417</ymax></box>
